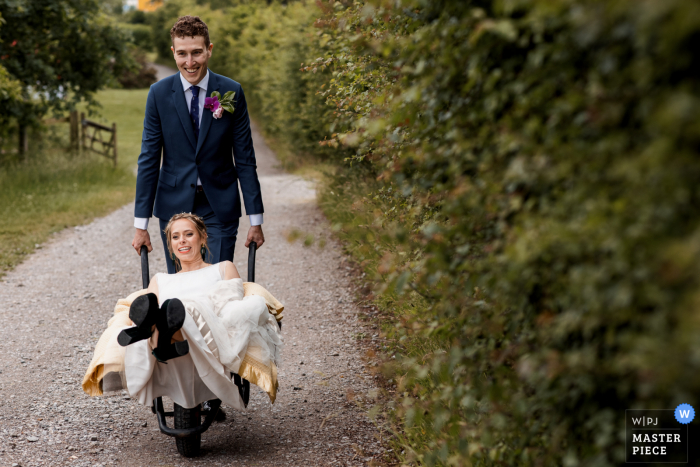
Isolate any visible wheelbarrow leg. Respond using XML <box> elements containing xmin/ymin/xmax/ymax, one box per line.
<box><xmin>233</xmin><ymin>373</ymin><xmax>250</xmax><ymax>407</ymax></box>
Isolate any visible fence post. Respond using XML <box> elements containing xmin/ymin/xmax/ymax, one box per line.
<box><xmin>80</xmin><ymin>112</ymin><xmax>86</xmax><ymax>153</ymax></box>
<box><xmin>70</xmin><ymin>111</ymin><xmax>79</xmax><ymax>151</ymax></box>
<box><xmin>112</xmin><ymin>122</ymin><xmax>118</xmax><ymax>168</ymax></box>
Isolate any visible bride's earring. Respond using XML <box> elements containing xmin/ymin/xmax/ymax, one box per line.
<box><xmin>200</xmin><ymin>245</ymin><xmax>207</xmax><ymax>260</ymax></box>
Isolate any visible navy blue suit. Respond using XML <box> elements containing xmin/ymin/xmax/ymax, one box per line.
<box><xmin>134</xmin><ymin>71</ymin><xmax>264</xmax><ymax>272</ymax></box>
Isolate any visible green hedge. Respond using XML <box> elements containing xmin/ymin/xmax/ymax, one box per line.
<box><xmin>146</xmin><ymin>0</ymin><xmax>700</xmax><ymax>465</ymax></box>
<box><xmin>319</xmin><ymin>1</ymin><xmax>700</xmax><ymax>465</ymax></box>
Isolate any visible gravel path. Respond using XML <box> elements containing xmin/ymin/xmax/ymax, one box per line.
<box><xmin>149</xmin><ymin>63</ymin><xmax>177</xmax><ymax>82</ymax></box>
<box><xmin>0</xmin><ymin>123</ymin><xmax>389</xmax><ymax>466</ymax></box>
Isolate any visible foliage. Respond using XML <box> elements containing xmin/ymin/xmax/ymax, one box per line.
<box><xmin>120</xmin><ymin>22</ymin><xmax>153</xmax><ymax>50</ymax></box>
<box><xmin>116</xmin><ymin>46</ymin><xmax>157</xmax><ymax>89</ymax></box>
<box><xmin>312</xmin><ymin>0</ymin><xmax>700</xmax><ymax>465</ymax></box>
<box><xmin>0</xmin><ymin>64</ymin><xmax>23</xmax><ymax>129</ymax></box>
<box><xmin>148</xmin><ymin>0</ymin><xmax>337</xmax><ymax>161</ymax></box>
<box><xmin>148</xmin><ymin>0</ymin><xmax>700</xmax><ymax>465</ymax></box>
<box><xmin>124</xmin><ymin>8</ymin><xmax>147</xmax><ymax>24</ymax></box>
<box><xmin>101</xmin><ymin>0</ymin><xmax>125</xmax><ymax>16</ymax></box>
<box><xmin>0</xmin><ymin>0</ymin><xmax>134</xmax><ymax>126</ymax></box>
<box><xmin>148</xmin><ymin>0</ymin><xmax>192</xmax><ymax>61</ymax></box>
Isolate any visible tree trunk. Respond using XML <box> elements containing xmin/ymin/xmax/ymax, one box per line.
<box><xmin>18</xmin><ymin>125</ymin><xmax>28</xmax><ymax>158</ymax></box>
<box><xmin>70</xmin><ymin>111</ymin><xmax>79</xmax><ymax>151</ymax></box>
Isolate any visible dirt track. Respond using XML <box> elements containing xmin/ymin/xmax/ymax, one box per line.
<box><xmin>0</xmin><ymin>123</ymin><xmax>390</xmax><ymax>466</ymax></box>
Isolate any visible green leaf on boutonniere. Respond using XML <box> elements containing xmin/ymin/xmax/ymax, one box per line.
<box><xmin>207</xmin><ymin>90</ymin><xmax>235</xmax><ymax>116</ymax></box>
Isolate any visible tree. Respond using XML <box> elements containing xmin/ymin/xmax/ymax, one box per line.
<box><xmin>0</xmin><ymin>0</ymin><xmax>134</xmax><ymax>154</ymax></box>
<box><xmin>0</xmin><ymin>63</ymin><xmax>23</xmax><ymax>128</ymax></box>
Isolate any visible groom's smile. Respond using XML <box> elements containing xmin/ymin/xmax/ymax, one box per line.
<box><xmin>171</xmin><ymin>35</ymin><xmax>213</xmax><ymax>87</ymax></box>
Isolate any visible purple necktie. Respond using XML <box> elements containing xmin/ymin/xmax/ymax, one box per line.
<box><xmin>189</xmin><ymin>85</ymin><xmax>200</xmax><ymax>140</ymax></box>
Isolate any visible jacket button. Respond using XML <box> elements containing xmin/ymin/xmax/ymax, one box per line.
<box><xmin>190</xmin><ymin>184</ymin><xmax>195</xmax><ymax>188</ymax></box>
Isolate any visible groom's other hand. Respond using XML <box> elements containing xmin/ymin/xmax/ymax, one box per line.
<box><xmin>245</xmin><ymin>225</ymin><xmax>265</xmax><ymax>249</ymax></box>
<box><xmin>132</xmin><ymin>228</ymin><xmax>153</xmax><ymax>255</ymax></box>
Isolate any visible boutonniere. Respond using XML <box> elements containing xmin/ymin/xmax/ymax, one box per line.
<box><xmin>204</xmin><ymin>91</ymin><xmax>235</xmax><ymax>119</ymax></box>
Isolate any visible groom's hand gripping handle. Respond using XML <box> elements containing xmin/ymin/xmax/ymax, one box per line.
<box><xmin>245</xmin><ymin>225</ymin><xmax>264</xmax><ymax>249</ymax></box>
<box><xmin>132</xmin><ymin>228</ymin><xmax>153</xmax><ymax>255</ymax></box>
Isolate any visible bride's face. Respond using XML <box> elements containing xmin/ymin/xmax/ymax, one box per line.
<box><xmin>170</xmin><ymin>219</ymin><xmax>206</xmax><ymax>263</ymax></box>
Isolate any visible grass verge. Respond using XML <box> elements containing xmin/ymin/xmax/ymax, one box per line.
<box><xmin>0</xmin><ymin>89</ymin><xmax>149</xmax><ymax>276</ymax></box>
<box><xmin>0</xmin><ymin>155</ymin><xmax>135</xmax><ymax>273</ymax></box>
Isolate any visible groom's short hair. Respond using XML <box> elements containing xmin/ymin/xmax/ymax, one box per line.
<box><xmin>170</xmin><ymin>15</ymin><xmax>210</xmax><ymax>48</ymax></box>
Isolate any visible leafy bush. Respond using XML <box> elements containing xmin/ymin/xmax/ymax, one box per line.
<box><xmin>116</xmin><ymin>46</ymin><xmax>157</xmax><ymax>89</ymax></box>
<box><xmin>120</xmin><ymin>23</ymin><xmax>153</xmax><ymax>50</ymax></box>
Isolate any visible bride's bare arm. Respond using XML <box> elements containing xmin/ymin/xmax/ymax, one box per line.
<box><xmin>223</xmin><ymin>260</ymin><xmax>241</xmax><ymax>280</ymax></box>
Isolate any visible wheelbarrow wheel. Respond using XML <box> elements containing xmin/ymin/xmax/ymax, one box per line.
<box><xmin>174</xmin><ymin>403</ymin><xmax>201</xmax><ymax>457</ymax></box>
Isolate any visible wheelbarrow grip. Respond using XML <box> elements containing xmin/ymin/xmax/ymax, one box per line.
<box><xmin>247</xmin><ymin>241</ymin><xmax>256</xmax><ymax>283</ymax></box>
<box><xmin>140</xmin><ymin>245</ymin><xmax>149</xmax><ymax>289</ymax></box>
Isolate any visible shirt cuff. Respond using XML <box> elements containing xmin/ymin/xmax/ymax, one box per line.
<box><xmin>249</xmin><ymin>214</ymin><xmax>263</xmax><ymax>226</ymax></box>
<box><xmin>134</xmin><ymin>217</ymin><xmax>150</xmax><ymax>230</ymax></box>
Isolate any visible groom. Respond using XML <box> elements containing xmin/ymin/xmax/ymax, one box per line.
<box><xmin>131</xmin><ymin>15</ymin><xmax>264</xmax><ymax>273</ymax></box>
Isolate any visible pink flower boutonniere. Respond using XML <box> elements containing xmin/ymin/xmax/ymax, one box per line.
<box><xmin>204</xmin><ymin>91</ymin><xmax>235</xmax><ymax>119</ymax></box>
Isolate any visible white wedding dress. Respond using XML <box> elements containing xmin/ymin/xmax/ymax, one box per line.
<box><xmin>123</xmin><ymin>263</ymin><xmax>282</xmax><ymax>410</ymax></box>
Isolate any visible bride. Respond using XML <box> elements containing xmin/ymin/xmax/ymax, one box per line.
<box><xmin>115</xmin><ymin>212</ymin><xmax>282</xmax><ymax>411</ymax></box>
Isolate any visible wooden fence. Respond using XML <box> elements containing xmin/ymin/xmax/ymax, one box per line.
<box><xmin>43</xmin><ymin>110</ymin><xmax>117</xmax><ymax>167</ymax></box>
<box><xmin>80</xmin><ymin>112</ymin><xmax>117</xmax><ymax>168</ymax></box>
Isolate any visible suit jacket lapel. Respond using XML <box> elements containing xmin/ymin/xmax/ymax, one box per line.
<box><xmin>196</xmin><ymin>71</ymin><xmax>219</xmax><ymax>157</ymax></box>
<box><xmin>171</xmin><ymin>74</ymin><xmax>197</xmax><ymax>150</ymax></box>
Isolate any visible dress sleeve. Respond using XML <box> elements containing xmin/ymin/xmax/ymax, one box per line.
<box><xmin>219</xmin><ymin>262</ymin><xmax>227</xmax><ymax>279</ymax></box>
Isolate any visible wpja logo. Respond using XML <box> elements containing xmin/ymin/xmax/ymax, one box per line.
<box><xmin>625</xmin><ymin>405</ymin><xmax>694</xmax><ymax>463</ymax></box>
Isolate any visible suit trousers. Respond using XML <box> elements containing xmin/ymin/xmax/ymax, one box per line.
<box><xmin>159</xmin><ymin>189</ymin><xmax>240</xmax><ymax>274</ymax></box>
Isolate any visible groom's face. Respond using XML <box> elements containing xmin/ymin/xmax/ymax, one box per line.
<box><xmin>171</xmin><ymin>36</ymin><xmax>213</xmax><ymax>86</ymax></box>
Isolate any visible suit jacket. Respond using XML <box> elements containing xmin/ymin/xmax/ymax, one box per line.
<box><xmin>134</xmin><ymin>71</ymin><xmax>264</xmax><ymax>224</ymax></box>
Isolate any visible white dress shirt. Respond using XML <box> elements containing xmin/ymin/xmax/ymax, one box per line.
<box><xmin>134</xmin><ymin>69</ymin><xmax>263</xmax><ymax>230</ymax></box>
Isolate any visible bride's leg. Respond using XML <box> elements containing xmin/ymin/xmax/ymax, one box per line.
<box><xmin>149</xmin><ymin>327</ymin><xmax>159</xmax><ymax>347</ymax></box>
<box><xmin>150</xmin><ymin>329</ymin><xmax>183</xmax><ymax>347</ymax></box>
<box><xmin>172</xmin><ymin>329</ymin><xmax>184</xmax><ymax>343</ymax></box>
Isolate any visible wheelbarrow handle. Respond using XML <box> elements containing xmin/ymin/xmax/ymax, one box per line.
<box><xmin>248</xmin><ymin>241</ymin><xmax>256</xmax><ymax>283</ymax></box>
<box><xmin>140</xmin><ymin>245</ymin><xmax>150</xmax><ymax>289</ymax></box>
<box><xmin>140</xmin><ymin>242</ymin><xmax>255</xmax><ymax>287</ymax></box>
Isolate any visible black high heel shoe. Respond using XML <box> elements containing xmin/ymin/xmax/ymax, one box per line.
<box><xmin>152</xmin><ymin>298</ymin><xmax>189</xmax><ymax>363</ymax></box>
<box><xmin>117</xmin><ymin>293</ymin><xmax>160</xmax><ymax>347</ymax></box>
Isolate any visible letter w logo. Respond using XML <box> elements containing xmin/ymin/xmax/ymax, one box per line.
<box><xmin>680</xmin><ymin>410</ymin><xmax>691</xmax><ymax>418</ymax></box>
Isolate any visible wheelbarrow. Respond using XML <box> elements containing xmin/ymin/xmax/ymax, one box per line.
<box><xmin>138</xmin><ymin>242</ymin><xmax>267</xmax><ymax>457</ymax></box>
